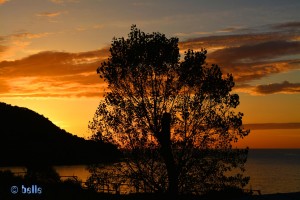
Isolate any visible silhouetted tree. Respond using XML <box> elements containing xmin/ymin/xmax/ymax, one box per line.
<box><xmin>89</xmin><ymin>25</ymin><xmax>250</xmax><ymax>195</ymax></box>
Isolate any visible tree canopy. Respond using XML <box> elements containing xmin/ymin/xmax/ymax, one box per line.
<box><xmin>89</xmin><ymin>25</ymin><xmax>250</xmax><ymax>195</ymax></box>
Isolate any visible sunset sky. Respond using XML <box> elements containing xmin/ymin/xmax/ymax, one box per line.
<box><xmin>1</xmin><ymin>0</ymin><xmax>299</xmax><ymax>148</ymax></box>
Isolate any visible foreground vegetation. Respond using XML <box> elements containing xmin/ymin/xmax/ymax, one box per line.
<box><xmin>0</xmin><ymin>168</ymin><xmax>246</xmax><ymax>200</ymax></box>
<box><xmin>2</xmin><ymin>168</ymin><xmax>299</xmax><ymax>200</ymax></box>
<box><xmin>0</xmin><ymin>167</ymin><xmax>247</xmax><ymax>200</ymax></box>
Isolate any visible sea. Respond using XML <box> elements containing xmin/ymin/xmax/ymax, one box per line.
<box><xmin>1</xmin><ymin>149</ymin><xmax>300</xmax><ymax>195</ymax></box>
<box><xmin>244</xmin><ymin>149</ymin><xmax>300</xmax><ymax>194</ymax></box>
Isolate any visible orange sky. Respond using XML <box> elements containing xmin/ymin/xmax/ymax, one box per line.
<box><xmin>0</xmin><ymin>0</ymin><xmax>299</xmax><ymax>148</ymax></box>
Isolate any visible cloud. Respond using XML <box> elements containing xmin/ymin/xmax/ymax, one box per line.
<box><xmin>271</xmin><ymin>21</ymin><xmax>300</xmax><ymax>30</ymax></box>
<box><xmin>10</xmin><ymin>32</ymin><xmax>52</xmax><ymax>39</ymax></box>
<box><xmin>0</xmin><ymin>81</ymin><xmax>9</xmax><ymax>93</ymax></box>
<box><xmin>244</xmin><ymin>123</ymin><xmax>300</xmax><ymax>130</ymax></box>
<box><xmin>0</xmin><ymin>32</ymin><xmax>52</xmax><ymax>61</ymax></box>
<box><xmin>3</xmin><ymin>76</ymin><xmax>106</xmax><ymax>98</ymax></box>
<box><xmin>1</xmin><ymin>21</ymin><xmax>300</xmax><ymax>98</ymax></box>
<box><xmin>36</xmin><ymin>11</ymin><xmax>63</xmax><ymax>18</ymax></box>
<box><xmin>179</xmin><ymin>31</ymin><xmax>299</xmax><ymax>52</ymax></box>
<box><xmin>0</xmin><ymin>44</ymin><xmax>8</xmax><ymax>56</ymax></box>
<box><xmin>0</xmin><ymin>48</ymin><xmax>110</xmax><ymax>98</ymax></box>
<box><xmin>205</xmin><ymin>41</ymin><xmax>300</xmax><ymax>82</ymax></box>
<box><xmin>208</xmin><ymin>40</ymin><xmax>300</xmax><ymax>63</ymax></box>
<box><xmin>216</xmin><ymin>26</ymin><xmax>248</xmax><ymax>33</ymax></box>
<box><xmin>75</xmin><ymin>24</ymin><xmax>104</xmax><ymax>32</ymax></box>
<box><xmin>0</xmin><ymin>44</ymin><xmax>7</xmax><ymax>52</ymax></box>
<box><xmin>0</xmin><ymin>0</ymin><xmax>9</xmax><ymax>5</ymax></box>
<box><xmin>0</xmin><ymin>49</ymin><xmax>109</xmax><ymax>77</ymax></box>
<box><xmin>50</xmin><ymin>0</ymin><xmax>64</xmax><ymax>3</ymax></box>
<box><xmin>234</xmin><ymin>80</ymin><xmax>300</xmax><ymax>95</ymax></box>
<box><xmin>254</xmin><ymin>81</ymin><xmax>300</xmax><ymax>94</ymax></box>
<box><xmin>50</xmin><ymin>0</ymin><xmax>79</xmax><ymax>4</ymax></box>
<box><xmin>179</xmin><ymin>21</ymin><xmax>300</xmax><ymax>83</ymax></box>
<box><xmin>36</xmin><ymin>10</ymin><xmax>68</xmax><ymax>23</ymax></box>
<box><xmin>174</xmin><ymin>31</ymin><xmax>210</xmax><ymax>37</ymax></box>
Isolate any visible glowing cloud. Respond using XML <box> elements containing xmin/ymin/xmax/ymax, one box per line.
<box><xmin>0</xmin><ymin>32</ymin><xmax>53</xmax><ymax>61</ymax></box>
<box><xmin>36</xmin><ymin>11</ymin><xmax>63</xmax><ymax>17</ymax></box>
<box><xmin>50</xmin><ymin>0</ymin><xmax>79</xmax><ymax>4</ymax></box>
<box><xmin>0</xmin><ymin>49</ymin><xmax>109</xmax><ymax>98</ymax></box>
<box><xmin>0</xmin><ymin>0</ymin><xmax>9</xmax><ymax>5</ymax></box>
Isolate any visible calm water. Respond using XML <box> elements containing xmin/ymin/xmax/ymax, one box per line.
<box><xmin>1</xmin><ymin>149</ymin><xmax>300</xmax><ymax>194</ymax></box>
<box><xmin>245</xmin><ymin>149</ymin><xmax>300</xmax><ymax>194</ymax></box>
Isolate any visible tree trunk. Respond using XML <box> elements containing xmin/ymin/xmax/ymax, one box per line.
<box><xmin>160</xmin><ymin>113</ymin><xmax>179</xmax><ymax>195</ymax></box>
<box><xmin>162</xmin><ymin>145</ymin><xmax>179</xmax><ymax>195</ymax></box>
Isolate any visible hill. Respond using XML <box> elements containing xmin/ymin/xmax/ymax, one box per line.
<box><xmin>0</xmin><ymin>102</ymin><xmax>120</xmax><ymax>166</ymax></box>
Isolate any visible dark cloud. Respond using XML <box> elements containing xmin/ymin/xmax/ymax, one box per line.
<box><xmin>244</xmin><ymin>123</ymin><xmax>300</xmax><ymax>130</ymax></box>
<box><xmin>179</xmin><ymin>21</ymin><xmax>300</xmax><ymax>50</ymax></box>
<box><xmin>234</xmin><ymin>81</ymin><xmax>300</xmax><ymax>95</ymax></box>
<box><xmin>254</xmin><ymin>81</ymin><xmax>300</xmax><ymax>94</ymax></box>
<box><xmin>205</xmin><ymin>41</ymin><xmax>300</xmax><ymax>82</ymax></box>
<box><xmin>207</xmin><ymin>59</ymin><xmax>299</xmax><ymax>83</ymax></box>
<box><xmin>208</xmin><ymin>40</ymin><xmax>300</xmax><ymax>63</ymax></box>
<box><xmin>179</xmin><ymin>31</ymin><xmax>299</xmax><ymax>50</ymax></box>
<box><xmin>179</xmin><ymin>22</ymin><xmax>300</xmax><ymax>83</ymax></box>
<box><xmin>271</xmin><ymin>21</ymin><xmax>300</xmax><ymax>30</ymax></box>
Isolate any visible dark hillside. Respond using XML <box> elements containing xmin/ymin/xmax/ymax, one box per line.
<box><xmin>0</xmin><ymin>102</ymin><xmax>119</xmax><ymax>166</ymax></box>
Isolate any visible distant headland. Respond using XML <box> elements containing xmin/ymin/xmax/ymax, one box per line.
<box><xmin>0</xmin><ymin>102</ymin><xmax>120</xmax><ymax>166</ymax></box>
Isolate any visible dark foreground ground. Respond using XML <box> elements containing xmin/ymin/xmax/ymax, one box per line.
<box><xmin>1</xmin><ymin>168</ymin><xmax>299</xmax><ymax>200</ymax></box>
<box><xmin>2</xmin><ymin>191</ymin><xmax>300</xmax><ymax>200</ymax></box>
